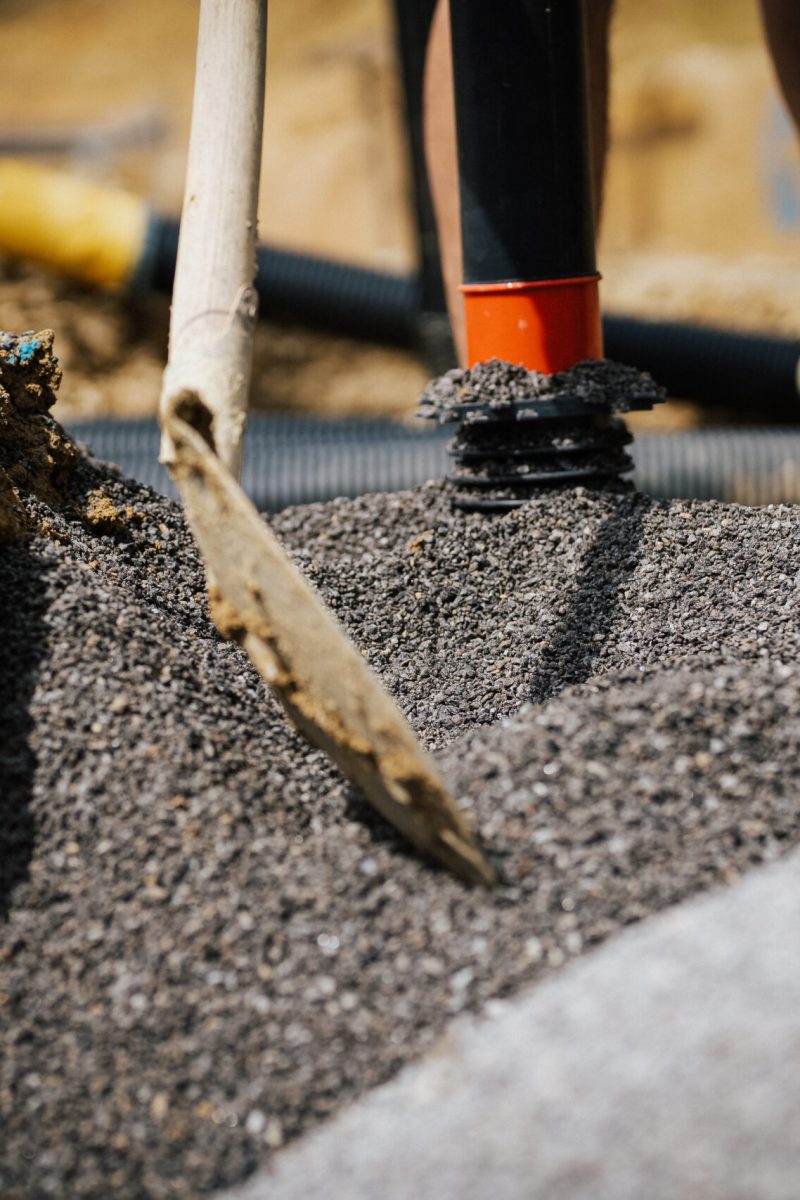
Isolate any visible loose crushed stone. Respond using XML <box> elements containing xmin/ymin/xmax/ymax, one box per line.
<box><xmin>2</xmin><ymin>344</ymin><xmax>800</xmax><ymax>1198</ymax></box>
<box><xmin>418</xmin><ymin>357</ymin><xmax>665</xmax><ymax>418</ymax></box>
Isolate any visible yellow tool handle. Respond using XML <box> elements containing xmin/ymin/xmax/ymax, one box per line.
<box><xmin>0</xmin><ymin>159</ymin><xmax>149</xmax><ymax>288</ymax></box>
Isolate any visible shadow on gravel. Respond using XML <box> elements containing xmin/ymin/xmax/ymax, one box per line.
<box><xmin>530</xmin><ymin>498</ymin><xmax>647</xmax><ymax>704</ymax></box>
<box><xmin>0</xmin><ymin>546</ymin><xmax>50</xmax><ymax>920</ymax></box>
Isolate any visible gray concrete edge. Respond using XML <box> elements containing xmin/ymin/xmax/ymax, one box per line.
<box><xmin>217</xmin><ymin>849</ymin><xmax>800</xmax><ymax>1200</ymax></box>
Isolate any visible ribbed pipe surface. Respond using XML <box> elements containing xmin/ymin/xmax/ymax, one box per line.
<box><xmin>66</xmin><ymin>417</ymin><xmax>800</xmax><ymax>511</ymax></box>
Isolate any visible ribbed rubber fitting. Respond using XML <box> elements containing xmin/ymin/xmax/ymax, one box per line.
<box><xmin>418</xmin><ymin>358</ymin><xmax>666</xmax><ymax>512</ymax></box>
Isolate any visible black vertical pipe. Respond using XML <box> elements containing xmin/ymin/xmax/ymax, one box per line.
<box><xmin>448</xmin><ymin>0</ymin><xmax>596</xmax><ymax>285</ymax></box>
<box><xmin>391</xmin><ymin>0</ymin><xmax>445</xmax><ymax>315</ymax></box>
<box><xmin>391</xmin><ymin>0</ymin><xmax>457</xmax><ymax>371</ymax></box>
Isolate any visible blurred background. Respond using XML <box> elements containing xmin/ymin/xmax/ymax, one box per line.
<box><xmin>0</xmin><ymin>0</ymin><xmax>798</xmax><ymax>427</ymax></box>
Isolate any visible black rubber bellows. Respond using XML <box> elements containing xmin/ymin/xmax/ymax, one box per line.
<box><xmin>418</xmin><ymin>359</ymin><xmax>666</xmax><ymax>511</ymax></box>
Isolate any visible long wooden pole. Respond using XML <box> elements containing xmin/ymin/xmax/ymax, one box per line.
<box><xmin>158</xmin><ymin>0</ymin><xmax>492</xmax><ymax>886</ymax></box>
<box><xmin>160</xmin><ymin>0</ymin><xmax>267</xmax><ymax>478</ymax></box>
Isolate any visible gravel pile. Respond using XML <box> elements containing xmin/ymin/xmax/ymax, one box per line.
<box><xmin>2</xmin><ymin>358</ymin><xmax>800</xmax><ymax>1198</ymax></box>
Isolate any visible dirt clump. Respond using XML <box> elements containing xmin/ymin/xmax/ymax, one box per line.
<box><xmin>0</xmin><ymin>329</ymin><xmax>73</xmax><ymax>536</ymax></box>
<box><xmin>83</xmin><ymin>489</ymin><xmax>146</xmax><ymax>534</ymax></box>
<box><xmin>0</xmin><ymin>329</ymin><xmax>150</xmax><ymax>544</ymax></box>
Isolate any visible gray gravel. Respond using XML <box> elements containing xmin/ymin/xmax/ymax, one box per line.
<box><xmin>417</xmin><ymin>356</ymin><xmax>665</xmax><ymax>417</ymax></box>
<box><xmin>2</xmin><ymin>426</ymin><xmax>800</xmax><ymax>1198</ymax></box>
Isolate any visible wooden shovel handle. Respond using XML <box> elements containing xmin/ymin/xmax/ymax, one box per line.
<box><xmin>160</xmin><ymin>0</ymin><xmax>267</xmax><ymax>478</ymax></box>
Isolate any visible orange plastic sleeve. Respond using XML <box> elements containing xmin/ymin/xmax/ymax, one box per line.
<box><xmin>461</xmin><ymin>275</ymin><xmax>603</xmax><ymax>374</ymax></box>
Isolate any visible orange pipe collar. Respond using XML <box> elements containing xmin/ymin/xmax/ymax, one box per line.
<box><xmin>461</xmin><ymin>274</ymin><xmax>603</xmax><ymax>374</ymax></box>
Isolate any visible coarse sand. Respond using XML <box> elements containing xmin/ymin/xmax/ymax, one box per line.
<box><xmin>2</xmin><ymin>349</ymin><xmax>800</xmax><ymax>1198</ymax></box>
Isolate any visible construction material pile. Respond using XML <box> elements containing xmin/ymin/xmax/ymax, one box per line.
<box><xmin>1</xmin><ymin>340</ymin><xmax>799</xmax><ymax>1199</ymax></box>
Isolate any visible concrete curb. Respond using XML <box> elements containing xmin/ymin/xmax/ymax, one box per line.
<box><xmin>218</xmin><ymin>850</ymin><xmax>800</xmax><ymax>1200</ymax></box>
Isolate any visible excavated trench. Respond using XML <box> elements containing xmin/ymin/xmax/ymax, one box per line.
<box><xmin>2</xmin><ymin>337</ymin><xmax>800</xmax><ymax>1199</ymax></box>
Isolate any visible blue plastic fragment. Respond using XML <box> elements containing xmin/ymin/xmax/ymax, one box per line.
<box><xmin>0</xmin><ymin>331</ymin><xmax>41</xmax><ymax>369</ymax></box>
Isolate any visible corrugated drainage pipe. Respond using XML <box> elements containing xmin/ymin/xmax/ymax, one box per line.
<box><xmin>67</xmin><ymin>417</ymin><xmax>800</xmax><ymax>511</ymax></box>
<box><xmin>0</xmin><ymin>163</ymin><xmax>796</xmax><ymax>411</ymax></box>
<box><xmin>148</xmin><ymin>219</ymin><xmax>800</xmax><ymax>416</ymax></box>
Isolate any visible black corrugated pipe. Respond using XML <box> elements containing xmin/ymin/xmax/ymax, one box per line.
<box><xmin>603</xmin><ymin>315</ymin><xmax>800</xmax><ymax>418</ymax></box>
<box><xmin>143</xmin><ymin>219</ymin><xmax>800</xmax><ymax>414</ymax></box>
<box><xmin>147</xmin><ymin>216</ymin><xmax>420</xmax><ymax>348</ymax></box>
<box><xmin>390</xmin><ymin>0</ymin><xmax>444</xmax><ymax>318</ymax></box>
<box><xmin>143</xmin><ymin>218</ymin><xmax>800</xmax><ymax>415</ymax></box>
<box><xmin>67</xmin><ymin>416</ymin><xmax>800</xmax><ymax>511</ymax></box>
<box><xmin>390</xmin><ymin>0</ymin><xmax>456</xmax><ymax>372</ymax></box>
